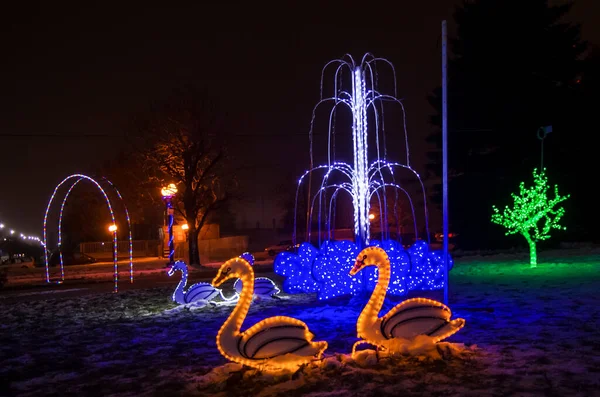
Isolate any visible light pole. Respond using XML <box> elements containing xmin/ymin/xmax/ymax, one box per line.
<box><xmin>161</xmin><ymin>184</ymin><xmax>178</xmax><ymax>264</ymax></box>
<box><xmin>108</xmin><ymin>223</ymin><xmax>118</xmax><ymax>291</ymax></box>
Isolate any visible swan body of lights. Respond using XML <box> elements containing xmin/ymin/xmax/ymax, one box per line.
<box><xmin>350</xmin><ymin>246</ymin><xmax>465</xmax><ymax>356</ymax></box>
<box><xmin>234</xmin><ymin>277</ymin><xmax>280</xmax><ymax>298</ymax></box>
<box><xmin>234</xmin><ymin>252</ymin><xmax>281</xmax><ymax>298</ymax></box>
<box><xmin>167</xmin><ymin>261</ymin><xmax>238</xmax><ymax>305</ymax></box>
<box><xmin>212</xmin><ymin>257</ymin><xmax>328</xmax><ymax>371</ymax></box>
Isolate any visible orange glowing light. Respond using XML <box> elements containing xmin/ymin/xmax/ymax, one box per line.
<box><xmin>350</xmin><ymin>246</ymin><xmax>465</xmax><ymax>359</ymax></box>
<box><xmin>212</xmin><ymin>257</ymin><xmax>328</xmax><ymax>372</ymax></box>
<box><xmin>161</xmin><ymin>183</ymin><xmax>178</xmax><ymax>198</ymax></box>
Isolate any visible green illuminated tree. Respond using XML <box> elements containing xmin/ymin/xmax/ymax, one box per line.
<box><xmin>491</xmin><ymin>168</ymin><xmax>569</xmax><ymax>268</ymax></box>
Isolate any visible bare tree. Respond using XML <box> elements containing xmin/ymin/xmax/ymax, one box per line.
<box><xmin>132</xmin><ymin>88</ymin><xmax>236</xmax><ymax>266</ymax></box>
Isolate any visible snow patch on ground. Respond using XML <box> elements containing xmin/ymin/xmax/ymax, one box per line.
<box><xmin>1</xmin><ymin>249</ymin><xmax>599</xmax><ymax>395</ymax></box>
<box><xmin>0</xmin><ymin>288</ymin><xmax>88</xmax><ymax>298</ymax></box>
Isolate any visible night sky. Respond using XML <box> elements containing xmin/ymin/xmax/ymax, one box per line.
<box><xmin>1</xmin><ymin>1</ymin><xmax>598</xmax><ymax>236</ymax></box>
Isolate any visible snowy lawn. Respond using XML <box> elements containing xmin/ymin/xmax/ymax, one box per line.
<box><xmin>1</xmin><ymin>249</ymin><xmax>599</xmax><ymax>396</ymax></box>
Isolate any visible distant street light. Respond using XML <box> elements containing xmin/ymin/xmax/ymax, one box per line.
<box><xmin>161</xmin><ymin>184</ymin><xmax>178</xmax><ymax>264</ymax></box>
<box><xmin>10</xmin><ymin>229</ymin><xmax>14</xmax><ymax>235</ymax></box>
<box><xmin>181</xmin><ymin>223</ymin><xmax>189</xmax><ymax>242</ymax></box>
<box><xmin>108</xmin><ymin>224</ymin><xmax>118</xmax><ymax>232</ymax></box>
<box><xmin>0</xmin><ymin>223</ymin><xmax>4</xmax><ymax>229</ymax></box>
<box><xmin>368</xmin><ymin>213</ymin><xmax>375</xmax><ymax>220</ymax></box>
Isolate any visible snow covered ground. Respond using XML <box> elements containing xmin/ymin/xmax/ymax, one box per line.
<box><xmin>1</xmin><ymin>248</ymin><xmax>599</xmax><ymax>396</ymax></box>
<box><xmin>3</xmin><ymin>256</ymin><xmax>273</xmax><ymax>287</ymax></box>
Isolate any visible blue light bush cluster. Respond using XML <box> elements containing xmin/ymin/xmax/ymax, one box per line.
<box><xmin>274</xmin><ymin>239</ymin><xmax>452</xmax><ymax>300</ymax></box>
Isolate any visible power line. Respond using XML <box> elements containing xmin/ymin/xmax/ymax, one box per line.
<box><xmin>0</xmin><ymin>133</ymin><xmax>117</xmax><ymax>137</ymax></box>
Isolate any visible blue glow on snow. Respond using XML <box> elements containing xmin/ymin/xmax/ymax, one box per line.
<box><xmin>274</xmin><ymin>239</ymin><xmax>452</xmax><ymax>300</ymax></box>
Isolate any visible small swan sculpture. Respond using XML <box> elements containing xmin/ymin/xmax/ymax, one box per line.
<box><xmin>167</xmin><ymin>261</ymin><xmax>238</xmax><ymax>305</ymax></box>
<box><xmin>233</xmin><ymin>252</ymin><xmax>281</xmax><ymax>298</ymax></box>
<box><xmin>350</xmin><ymin>246</ymin><xmax>465</xmax><ymax>357</ymax></box>
<box><xmin>212</xmin><ymin>256</ymin><xmax>327</xmax><ymax>371</ymax></box>
<box><xmin>234</xmin><ymin>277</ymin><xmax>280</xmax><ymax>298</ymax></box>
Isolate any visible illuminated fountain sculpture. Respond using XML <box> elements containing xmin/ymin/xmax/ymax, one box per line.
<box><xmin>275</xmin><ymin>54</ymin><xmax>452</xmax><ymax>299</ymax></box>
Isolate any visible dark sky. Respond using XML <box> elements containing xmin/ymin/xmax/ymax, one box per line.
<box><xmin>1</xmin><ymin>1</ymin><xmax>598</xmax><ymax>236</ymax></box>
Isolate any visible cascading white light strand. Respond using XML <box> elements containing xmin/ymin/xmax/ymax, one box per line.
<box><xmin>352</xmin><ymin>66</ymin><xmax>371</xmax><ymax>246</ymax></box>
<box><xmin>292</xmin><ymin>54</ymin><xmax>430</xmax><ymax>248</ymax></box>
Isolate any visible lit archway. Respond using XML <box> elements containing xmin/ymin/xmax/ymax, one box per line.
<box><xmin>43</xmin><ymin>174</ymin><xmax>134</xmax><ymax>292</ymax></box>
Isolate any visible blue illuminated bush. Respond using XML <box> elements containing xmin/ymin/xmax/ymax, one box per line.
<box><xmin>274</xmin><ymin>239</ymin><xmax>452</xmax><ymax>300</ymax></box>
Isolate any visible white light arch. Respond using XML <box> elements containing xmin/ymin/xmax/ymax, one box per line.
<box><xmin>43</xmin><ymin>174</ymin><xmax>134</xmax><ymax>292</ymax></box>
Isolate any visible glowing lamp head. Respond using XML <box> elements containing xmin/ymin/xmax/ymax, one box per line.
<box><xmin>212</xmin><ymin>257</ymin><xmax>252</xmax><ymax>287</ymax></box>
<box><xmin>10</xmin><ymin>230</ymin><xmax>15</xmax><ymax>235</ymax></box>
<box><xmin>181</xmin><ymin>223</ymin><xmax>189</xmax><ymax>231</ymax></box>
<box><xmin>108</xmin><ymin>224</ymin><xmax>118</xmax><ymax>233</ymax></box>
<box><xmin>369</xmin><ymin>213</ymin><xmax>375</xmax><ymax>220</ymax></box>
<box><xmin>161</xmin><ymin>183</ymin><xmax>178</xmax><ymax>198</ymax></box>
<box><xmin>0</xmin><ymin>223</ymin><xmax>4</xmax><ymax>229</ymax></box>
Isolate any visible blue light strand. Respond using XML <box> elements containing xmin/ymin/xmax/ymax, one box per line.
<box><xmin>167</xmin><ymin>200</ymin><xmax>174</xmax><ymax>262</ymax></box>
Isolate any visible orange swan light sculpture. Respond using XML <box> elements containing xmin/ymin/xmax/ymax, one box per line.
<box><xmin>212</xmin><ymin>257</ymin><xmax>328</xmax><ymax>372</ymax></box>
<box><xmin>350</xmin><ymin>246</ymin><xmax>465</xmax><ymax>357</ymax></box>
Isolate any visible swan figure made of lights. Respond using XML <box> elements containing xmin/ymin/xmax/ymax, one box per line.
<box><xmin>167</xmin><ymin>260</ymin><xmax>238</xmax><ymax>306</ymax></box>
<box><xmin>350</xmin><ymin>246</ymin><xmax>465</xmax><ymax>357</ymax></box>
<box><xmin>234</xmin><ymin>252</ymin><xmax>281</xmax><ymax>299</ymax></box>
<box><xmin>234</xmin><ymin>277</ymin><xmax>281</xmax><ymax>299</ymax></box>
<box><xmin>212</xmin><ymin>256</ymin><xmax>327</xmax><ymax>371</ymax></box>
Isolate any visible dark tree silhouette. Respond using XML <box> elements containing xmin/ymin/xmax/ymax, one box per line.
<box><xmin>129</xmin><ymin>88</ymin><xmax>237</xmax><ymax>266</ymax></box>
<box><xmin>427</xmin><ymin>0</ymin><xmax>588</xmax><ymax>249</ymax></box>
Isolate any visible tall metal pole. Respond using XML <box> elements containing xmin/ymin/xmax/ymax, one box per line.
<box><xmin>161</xmin><ymin>184</ymin><xmax>177</xmax><ymax>264</ymax></box>
<box><xmin>442</xmin><ymin>20</ymin><xmax>449</xmax><ymax>305</ymax></box>
<box><xmin>166</xmin><ymin>199</ymin><xmax>175</xmax><ymax>264</ymax></box>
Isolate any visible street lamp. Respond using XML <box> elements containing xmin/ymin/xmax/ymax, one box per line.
<box><xmin>108</xmin><ymin>224</ymin><xmax>118</xmax><ymax>232</ymax></box>
<box><xmin>368</xmin><ymin>213</ymin><xmax>375</xmax><ymax>220</ymax></box>
<box><xmin>161</xmin><ymin>183</ymin><xmax>178</xmax><ymax>264</ymax></box>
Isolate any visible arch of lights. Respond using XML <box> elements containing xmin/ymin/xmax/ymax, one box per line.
<box><xmin>275</xmin><ymin>53</ymin><xmax>452</xmax><ymax>300</ymax></box>
<box><xmin>43</xmin><ymin>174</ymin><xmax>133</xmax><ymax>293</ymax></box>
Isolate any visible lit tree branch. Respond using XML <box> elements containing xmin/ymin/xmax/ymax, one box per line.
<box><xmin>491</xmin><ymin>168</ymin><xmax>569</xmax><ymax>267</ymax></box>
